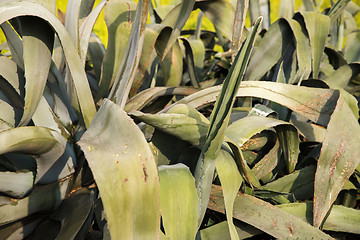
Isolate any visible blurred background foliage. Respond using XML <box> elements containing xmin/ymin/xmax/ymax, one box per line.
<box><xmin>2</xmin><ymin>0</ymin><xmax>360</xmax><ymax>48</ymax></box>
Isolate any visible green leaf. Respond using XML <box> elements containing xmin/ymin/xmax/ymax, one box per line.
<box><xmin>194</xmin><ymin>17</ymin><xmax>262</xmax><ymax>225</ymax></box>
<box><xmin>286</xmin><ymin>18</ymin><xmax>312</xmax><ymax>81</ymax></box>
<box><xmin>231</xmin><ymin>0</ymin><xmax>248</xmax><ymax>61</ymax></box>
<box><xmin>78</xmin><ymin>99</ymin><xmax>160</xmax><ymax>239</ymax></box>
<box><xmin>0</xmin><ymin>0</ymin><xmax>96</xmax><ymax>127</ymax></box>
<box><xmin>125</xmin><ymin>86</ymin><xmax>198</xmax><ymax>112</ymax></box>
<box><xmin>157</xmin><ymin>39</ymin><xmax>183</xmax><ymax>87</ymax></box>
<box><xmin>174</xmin><ymin>81</ymin><xmax>339</xmax><ymax>127</ymax></box>
<box><xmin>275</xmin><ymin>124</ymin><xmax>300</xmax><ymax>173</ymax></box>
<box><xmin>158</xmin><ymin>164</ymin><xmax>198</xmax><ymax>240</ymax></box>
<box><xmin>79</xmin><ymin>0</ymin><xmax>107</xmax><ymax>65</ymax></box>
<box><xmin>51</xmin><ymin>189</ymin><xmax>95</xmax><ymax>240</ymax></box>
<box><xmin>295</xmin><ymin>12</ymin><xmax>330</xmax><ymax>78</ymax></box>
<box><xmin>95</xmin><ymin>1</ymin><xmax>136</xmax><ymax>101</ymax></box>
<box><xmin>0</xmin><ymin>171</ymin><xmax>33</xmax><ymax>198</ymax></box>
<box><xmin>208</xmin><ymin>185</ymin><xmax>333</xmax><ymax>239</ymax></box>
<box><xmin>130</xmin><ymin>104</ymin><xmax>209</xmax><ymax>146</ymax></box>
<box><xmin>0</xmin><ymin>21</ymin><xmax>24</xmax><ymax>68</ymax></box>
<box><xmin>0</xmin><ymin>126</ymin><xmax>57</xmax><ymax>155</ymax></box>
<box><xmin>108</xmin><ymin>0</ymin><xmax>151</xmax><ymax>108</ymax></box>
<box><xmin>264</xmin><ymin>165</ymin><xmax>316</xmax><ymax>201</ymax></box>
<box><xmin>130</xmin><ymin>25</ymin><xmax>168</xmax><ymax>97</ymax></box>
<box><xmin>246</xmin><ymin>19</ymin><xmax>293</xmax><ymax>81</ymax></box>
<box><xmin>278</xmin><ymin>202</ymin><xmax>360</xmax><ymax>234</ymax></box>
<box><xmin>0</xmin><ymin>178</ymin><xmax>71</xmax><ymax>225</ymax></box>
<box><xmin>19</xmin><ymin>16</ymin><xmax>54</xmax><ymax>126</ymax></box>
<box><xmin>313</xmin><ymin>95</ymin><xmax>360</xmax><ymax>228</ymax></box>
<box><xmin>200</xmin><ymin>221</ymin><xmax>263</xmax><ymax>240</ymax></box>
<box><xmin>195</xmin><ymin>0</ymin><xmax>235</xmax><ymax>39</ymax></box>
<box><xmin>216</xmin><ymin>150</ymin><xmax>242</xmax><ymax>240</ymax></box>
<box><xmin>155</xmin><ymin>0</ymin><xmax>195</xmax><ymax>59</ymax></box>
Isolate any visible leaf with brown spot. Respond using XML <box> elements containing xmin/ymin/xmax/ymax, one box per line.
<box><xmin>313</xmin><ymin>94</ymin><xmax>360</xmax><ymax>228</ymax></box>
<box><xmin>208</xmin><ymin>185</ymin><xmax>333</xmax><ymax>239</ymax></box>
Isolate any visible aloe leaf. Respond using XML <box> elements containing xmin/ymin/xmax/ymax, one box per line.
<box><xmin>295</xmin><ymin>12</ymin><xmax>330</xmax><ymax>79</ymax></box>
<box><xmin>326</xmin><ymin>63</ymin><xmax>360</xmax><ymax>89</ymax></box>
<box><xmin>0</xmin><ymin>178</ymin><xmax>70</xmax><ymax>225</ymax></box>
<box><xmin>79</xmin><ymin>0</ymin><xmax>107</xmax><ymax>65</ymax></box>
<box><xmin>181</xmin><ymin>38</ymin><xmax>204</xmax><ymax>87</ymax></box>
<box><xmin>278</xmin><ymin>202</ymin><xmax>360</xmax><ymax>234</ymax></box>
<box><xmin>194</xmin><ymin>0</ymin><xmax>235</xmax><ymax>39</ymax></box>
<box><xmin>155</xmin><ymin>0</ymin><xmax>195</xmax><ymax>59</ymax></box>
<box><xmin>108</xmin><ymin>0</ymin><xmax>151</xmax><ymax>108</ymax></box>
<box><xmin>246</xmin><ymin>19</ymin><xmax>293</xmax><ymax>81</ymax></box>
<box><xmin>286</xmin><ymin>18</ymin><xmax>312</xmax><ymax>81</ymax></box>
<box><xmin>18</xmin><ymin>16</ymin><xmax>54</xmax><ymax>126</ymax></box>
<box><xmin>313</xmin><ymin>95</ymin><xmax>360</xmax><ymax>228</ymax></box>
<box><xmin>32</xmin><ymin>96</ymin><xmax>70</xmax><ymax>137</ymax></box>
<box><xmin>130</xmin><ymin>104</ymin><xmax>209</xmax><ymax>146</ymax></box>
<box><xmin>0</xmin><ymin>0</ymin><xmax>96</xmax><ymax>127</ymax></box>
<box><xmin>278</xmin><ymin>0</ymin><xmax>294</xmax><ymax>19</ymax></box>
<box><xmin>34</xmin><ymin>131</ymin><xmax>75</xmax><ymax>184</ymax></box>
<box><xmin>64</xmin><ymin>0</ymin><xmax>81</xmax><ymax>50</ymax></box>
<box><xmin>50</xmin><ymin>189</ymin><xmax>95</xmax><ymax>240</ymax></box>
<box><xmin>0</xmin><ymin>21</ymin><xmax>24</xmax><ymax>68</ymax></box>
<box><xmin>78</xmin><ymin>99</ymin><xmax>160</xmax><ymax>239</ymax></box>
<box><xmin>200</xmin><ymin>221</ymin><xmax>263</xmax><ymax>240</ymax></box>
<box><xmin>158</xmin><ymin>164</ymin><xmax>198</xmax><ymax>240</ymax></box>
<box><xmin>0</xmin><ymin>216</ymin><xmax>44</xmax><ymax>239</ymax></box>
<box><xmin>157</xmin><ymin>39</ymin><xmax>183</xmax><ymax>87</ymax></box>
<box><xmin>0</xmin><ymin>126</ymin><xmax>57</xmax><ymax>155</ymax></box>
<box><xmin>231</xmin><ymin>0</ymin><xmax>248</xmax><ymax>61</ymax></box>
<box><xmin>252</xmin><ymin>138</ymin><xmax>281</xmax><ymax>180</ymax></box>
<box><xmin>290</xmin><ymin>114</ymin><xmax>326</xmax><ymax>142</ymax></box>
<box><xmin>174</xmin><ymin>81</ymin><xmax>339</xmax><ymax>127</ymax></box>
<box><xmin>209</xmin><ymin>185</ymin><xmax>333</xmax><ymax>239</ymax></box>
<box><xmin>264</xmin><ymin>165</ymin><xmax>316</xmax><ymax>201</ymax></box>
<box><xmin>95</xmin><ymin>1</ymin><xmax>136</xmax><ymax>101</ymax></box>
<box><xmin>215</xmin><ymin>149</ymin><xmax>242</xmax><ymax>240</ymax></box>
<box><xmin>327</xmin><ymin>0</ymin><xmax>351</xmax><ymax>25</ymax></box>
<box><xmin>195</xmin><ymin>17</ymin><xmax>262</xmax><ymax>225</ymax></box>
<box><xmin>125</xmin><ymin>86</ymin><xmax>198</xmax><ymax>112</ymax></box>
<box><xmin>131</xmin><ymin>25</ymin><xmax>169</xmax><ymax>97</ymax></box>
<box><xmin>275</xmin><ymin>124</ymin><xmax>300</xmax><ymax>173</ymax></box>
<box><xmin>0</xmin><ymin>171</ymin><xmax>33</xmax><ymax>198</ymax></box>
<box><xmin>88</xmin><ymin>33</ymin><xmax>105</xmax><ymax>80</ymax></box>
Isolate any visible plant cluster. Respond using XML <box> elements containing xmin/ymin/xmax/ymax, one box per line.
<box><xmin>0</xmin><ymin>0</ymin><xmax>360</xmax><ymax>239</ymax></box>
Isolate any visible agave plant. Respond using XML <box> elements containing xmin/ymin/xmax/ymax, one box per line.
<box><xmin>0</xmin><ymin>0</ymin><xmax>360</xmax><ymax>239</ymax></box>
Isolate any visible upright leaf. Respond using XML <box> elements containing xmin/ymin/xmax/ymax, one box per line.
<box><xmin>158</xmin><ymin>164</ymin><xmax>198</xmax><ymax>240</ymax></box>
<box><xmin>313</xmin><ymin>95</ymin><xmax>360</xmax><ymax>228</ymax></box>
<box><xmin>78</xmin><ymin>99</ymin><xmax>160</xmax><ymax>239</ymax></box>
<box><xmin>216</xmin><ymin>150</ymin><xmax>242</xmax><ymax>240</ymax></box>
<box><xmin>95</xmin><ymin>1</ymin><xmax>136</xmax><ymax>101</ymax></box>
<box><xmin>194</xmin><ymin>17</ymin><xmax>262</xmax><ymax>225</ymax></box>
<box><xmin>19</xmin><ymin>16</ymin><xmax>54</xmax><ymax>126</ymax></box>
<box><xmin>108</xmin><ymin>0</ymin><xmax>151</xmax><ymax>108</ymax></box>
<box><xmin>295</xmin><ymin>12</ymin><xmax>330</xmax><ymax>79</ymax></box>
<box><xmin>0</xmin><ymin>0</ymin><xmax>96</xmax><ymax>127</ymax></box>
<box><xmin>155</xmin><ymin>0</ymin><xmax>195</xmax><ymax>59</ymax></box>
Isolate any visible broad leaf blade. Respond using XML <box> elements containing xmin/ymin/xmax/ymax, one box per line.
<box><xmin>295</xmin><ymin>12</ymin><xmax>330</xmax><ymax>79</ymax></box>
<box><xmin>108</xmin><ymin>0</ymin><xmax>151</xmax><ymax>108</ymax></box>
<box><xmin>96</xmin><ymin>1</ymin><xmax>136</xmax><ymax>101</ymax></box>
<box><xmin>195</xmin><ymin>17</ymin><xmax>262</xmax><ymax>225</ymax></box>
<box><xmin>78</xmin><ymin>99</ymin><xmax>160</xmax><ymax>239</ymax></box>
<box><xmin>155</xmin><ymin>0</ymin><xmax>195</xmax><ymax>59</ymax></box>
<box><xmin>209</xmin><ymin>185</ymin><xmax>333</xmax><ymax>239</ymax></box>
<box><xmin>215</xmin><ymin>150</ymin><xmax>242</xmax><ymax>240</ymax></box>
<box><xmin>158</xmin><ymin>164</ymin><xmax>198</xmax><ymax>240</ymax></box>
<box><xmin>19</xmin><ymin>16</ymin><xmax>54</xmax><ymax>126</ymax></box>
<box><xmin>313</xmin><ymin>95</ymin><xmax>360</xmax><ymax>228</ymax></box>
<box><xmin>0</xmin><ymin>0</ymin><xmax>96</xmax><ymax>127</ymax></box>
